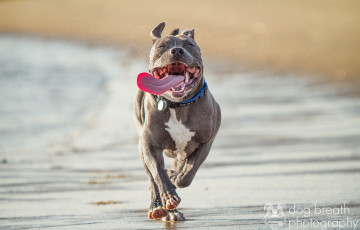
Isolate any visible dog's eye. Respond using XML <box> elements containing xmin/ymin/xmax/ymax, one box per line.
<box><xmin>159</xmin><ymin>44</ymin><xmax>166</xmax><ymax>49</ymax></box>
<box><xmin>187</xmin><ymin>43</ymin><xmax>194</xmax><ymax>48</ymax></box>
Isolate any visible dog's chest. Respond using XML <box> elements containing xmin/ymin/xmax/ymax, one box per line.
<box><xmin>165</xmin><ymin>109</ymin><xmax>195</xmax><ymax>155</ymax></box>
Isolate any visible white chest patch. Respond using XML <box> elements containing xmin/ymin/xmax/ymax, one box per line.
<box><xmin>165</xmin><ymin>109</ymin><xmax>195</xmax><ymax>154</ymax></box>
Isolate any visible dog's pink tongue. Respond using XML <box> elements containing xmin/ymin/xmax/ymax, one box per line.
<box><xmin>137</xmin><ymin>72</ymin><xmax>185</xmax><ymax>95</ymax></box>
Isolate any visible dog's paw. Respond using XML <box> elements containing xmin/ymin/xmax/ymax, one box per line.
<box><xmin>148</xmin><ymin>207</ymin><xmax>168</xmax><ymax>219</ymax></box>
<box><xmin>167</xmin><ymin>169</ymin><xmax>178</xmax><ymax>184</ymax></box>
<box><xmin>161</xmin><ymin>209</ymin><xmax>185</xmax><ymax>221</ymax></box>
<box><xmin>162</xmin><ymin>191</ymin><xmax>181</xmax><ymax>210</ymax></box>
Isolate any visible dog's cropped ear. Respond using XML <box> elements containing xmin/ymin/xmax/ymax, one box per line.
<box><xmin>181</xmin><ymin>28</ymin><xmax>195</xmax><ymax>40</ymax></box>
<box><xmin>151</xmin><ymin>22</ymin><xmax>166</xmax><ymax>44</ymax></box>
<box><xmin>169</xmin><ymin>28</ymin><xmax>180</xmax><ymax>36</ymax></box>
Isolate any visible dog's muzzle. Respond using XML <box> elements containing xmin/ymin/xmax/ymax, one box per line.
<box><xmin>153</xmin><ymin>62</ymin><xmax>201</xmax><ymax>98</ymax></box>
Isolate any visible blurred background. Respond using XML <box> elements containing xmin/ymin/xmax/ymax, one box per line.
<box><xmin>0</xmin><ymin>0</ymin><xmax>359</xmax><ymax>229</ymax></box>
<box><xmin>1</xmin><ymin>0</ymin><xmax>360</xmax><ymax>82</ymax></box>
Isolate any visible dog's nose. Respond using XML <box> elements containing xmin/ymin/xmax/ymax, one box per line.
<box><xmin>170</xmin><ymin>47</ymin><xmax>184</xmax><ymax>56</ymax></box>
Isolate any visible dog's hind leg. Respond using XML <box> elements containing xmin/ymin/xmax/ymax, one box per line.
<box><xmin>166</xmin><ymin>159</ymin><xmax>182</xmax><ymax>185</ymax></box>
<box><xmin>161</xmin><ymin>209</ymin><xmax>185</xmax><ymax>221</ymax></box>
<box><xmin>174</xmin><ymin>142</ymin><xmax>213</xmax><ymax>188</ymax></box>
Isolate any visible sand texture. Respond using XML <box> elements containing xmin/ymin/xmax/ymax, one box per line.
<box><xmin>1</xmin><ymin>0</ymin><xmax>360</xmax><ymax>82</ymax></box>
<box><xmin>1</xmin><ymin>35</ymin><xmax>359</xmax><ymax>229</ymax></box>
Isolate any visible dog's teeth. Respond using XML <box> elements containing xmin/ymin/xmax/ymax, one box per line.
<box><xmin>194</xmin><ymin>68</ymin><xmax>199</xmax><ymax>77</ymax></box>
<box><xmin>185</xmin><ymin>72</ymin><xmax>189</xmax><ymax>83</ymax></box>
<box><xmin>154</xmin><ymin>71</ymin><xmax>160</xmax><ymax>79</ymax></box>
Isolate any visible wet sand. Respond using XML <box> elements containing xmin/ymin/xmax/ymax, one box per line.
<box><xmin>1</xmin><ymin>36</ymin><xmax>360</xmax><ymax>229</ymax></box>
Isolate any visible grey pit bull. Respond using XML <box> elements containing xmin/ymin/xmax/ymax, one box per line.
<box><xmin>134</xmin><ymin>22</ymin><xmax>221</xmax><ymax>221</ymax></box>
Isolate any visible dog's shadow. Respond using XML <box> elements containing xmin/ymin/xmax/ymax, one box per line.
<box><xmin>162</xmin><ymin>220</ymin><xmax>179</xmax><ymax>229</ymax></box>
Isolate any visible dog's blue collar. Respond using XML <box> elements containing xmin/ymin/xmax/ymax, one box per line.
<box><xmin>155</xmin><ymin>80</ymin><xmax>208</xmax><ymax>110</ymax></box>
<box><xmin>179</xmin><ymin>81</ymin><xmax>207</xmax><ymax>104</ymax></box>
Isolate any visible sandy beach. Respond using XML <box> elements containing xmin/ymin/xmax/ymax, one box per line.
<box><xmin>1</xmin><ymin>0</ymin><xmax>360</xmax><ymax>82</ymax></box>
<box><xmin>1</xmin><ymin>35</ymin><xmax>360</xmax><ymax>229</ymax></box>
<box><xmin>1</xmin><ymin>1</ymin><xmax>360</xmax><ymax>229</ymax></box>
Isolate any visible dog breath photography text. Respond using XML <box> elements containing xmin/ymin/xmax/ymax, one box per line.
<box><xmin>265</xmin><ymin>203</ymin><xmax>359</xmax><ymax>230</ymax></box>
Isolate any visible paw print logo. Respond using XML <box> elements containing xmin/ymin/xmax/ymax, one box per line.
<box><xmin>264</xmin><ymin>203</ymin><xmax>286</xmax><ymax>229</ymax></box>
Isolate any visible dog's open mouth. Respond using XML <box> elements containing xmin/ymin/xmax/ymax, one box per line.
<box><xmin>153</xmin><ymin>62</ymin><xmax>200</xmax><ymax>97</ymax></box>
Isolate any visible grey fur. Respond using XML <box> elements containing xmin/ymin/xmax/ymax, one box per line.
<box><xmin>181</xmin><ymin>28</ymin><xmax>195</xmax><ymax>39</ymax></box>
<box><xmin>150</xmin><ymin>22</ymin><xmax>166</xmax><ymax>44</ymax></box>
<box><xmin>134</xmin><ymin>22</ymin><xmax>221</xmax><ymax>220</ymax></box>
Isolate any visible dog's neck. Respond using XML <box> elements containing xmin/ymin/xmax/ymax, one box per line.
<box><xmin>153</xmin><ymin>79</ymin><xmax>207</xmax><ymax>110</ymax></box>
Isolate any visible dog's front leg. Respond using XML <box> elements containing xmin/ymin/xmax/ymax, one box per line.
<box><xmin>139</xmin><ymin>137</ymin><xmax>181</xmax><ymax>211</ymax></box>
<box><xmin>139</xmin><ymin>153</ymin><xmax>168</xmax><ymax>219</ymax></box>
<box><xmin>173</xmin><ymin>142</ymin><xmax>214</xmax><ymax>188</ymax></box>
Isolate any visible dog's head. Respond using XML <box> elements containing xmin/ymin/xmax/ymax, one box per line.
<box><xmin>148</xmin><ymin>22</ymin><xmax>203</xmax><ymax>102</ymax></box>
